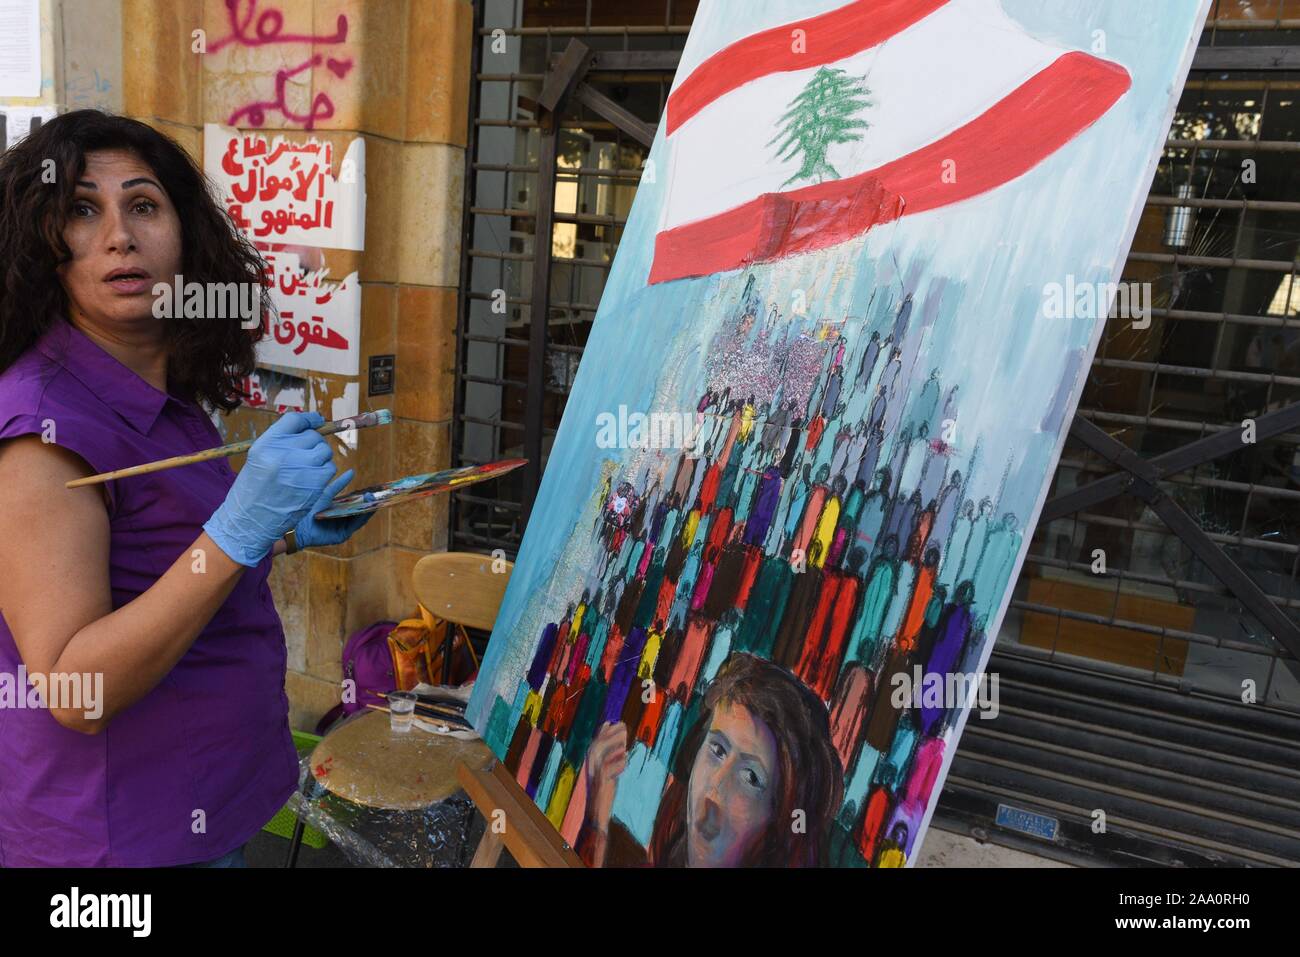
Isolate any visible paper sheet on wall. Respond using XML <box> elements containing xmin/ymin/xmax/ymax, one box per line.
<box><xmin>203</xmin><ymin>124</ymin><xmax>366</xmax><ymax>376</ymax></box>
<box><xmin>0</xmin><ymin>0</ymin><xmax>40</xmax><ymax>99</ymax></box>
<box><xmin>234</xmin><ymin>370</ymin><xmax>360</xmax><ymax>449</ymax></box>
<box><xmin>256</xmin><ymin>244</ymin><xmax>361</xmax><ymax>376</ymax></box>
<box><xmin>203</xmin><ymin>124</ymin><xmax>366</xmax><ymax>251</ymax></box>
<box><xmin>0</xmin><ymin>104</ymin><xmax>54</xmax><ymax>149</ymax></box>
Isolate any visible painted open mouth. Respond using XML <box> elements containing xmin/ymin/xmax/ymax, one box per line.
<box><xmin>693</xmin><ymin>815</ymin><xmax>721</xmax><ymax>842</ymax></box>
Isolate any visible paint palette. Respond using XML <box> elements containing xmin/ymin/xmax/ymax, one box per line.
<box><xmin>316</xmin><ymin>459</ymin><xmax>527</xmax><ymax>519</ymax></box>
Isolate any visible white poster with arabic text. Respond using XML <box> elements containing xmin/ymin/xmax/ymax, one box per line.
<box><xmin>203</xmin><ymin>124</ymin><xmax>365</xmax><ymax>379</ymax></box>
<box><xmin>204</xmin><ymin>124</ymin><xmax>365</xmax><ymax>250</ymax></box>
<box><xmin>257</xmin><ymin>244</ymin><xmax>361</xmax><ymax>376</ymax></box>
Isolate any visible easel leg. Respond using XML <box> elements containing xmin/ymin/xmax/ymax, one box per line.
<box><xmin>470</xmin><ymin>828</ymin><xmax>505</xmax><ymax>868</ymax></box>
<box><xmin>457</xmin><ymin>759</ymin><xmax>584</xmax><ymax>867</ymax></box>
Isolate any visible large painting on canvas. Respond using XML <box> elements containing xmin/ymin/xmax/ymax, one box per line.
<box><xmin>468</xmin><ymin>0</ymin><xmax>1209</xmax><ymax>867</ymax></box>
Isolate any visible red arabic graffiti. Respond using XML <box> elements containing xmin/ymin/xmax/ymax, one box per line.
<box><xmin>226</xmin><ymin>53</ymin><xmax>354</xmax><ymax>131</ymax></box>
<box><xmin>208</xmin><ymin>0</ymin><xmax>352</xmax><ymax>131</ymax></box>
<box><xmin>268</xmin><ymin>312</ymin><xmax>349</xmax><ymax>355</ymax></box>
<box><xmin>223</xmin><ymin>136</ymin><xmax>324</xmax><ymax>201</ymax></box>
<box><xmin>209</xmin><ymin>0</ymin><xmax>347</xmax><ymax>53</ymax></box>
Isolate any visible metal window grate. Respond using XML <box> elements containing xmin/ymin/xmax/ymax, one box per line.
<box><xmin>452</xmin><ymin>0</ymin><xmax>695</xmax><ymax>557</ymax></box>
<box><xmin>454</xmin><ymin>2</ymin><xmax>1300</xmax><ymax>710</ymax></box>
<box><xmin>451</xmin><ymin>0</ymin><xmax>1300</xmax><ymax>868</ymax></box>
<box><xmin>1000</xmin><ymin>6</ymin><xmax>1300</xmax><ymax>714</ymax></box>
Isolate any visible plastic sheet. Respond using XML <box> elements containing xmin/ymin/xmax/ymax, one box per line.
<box><xmin>285</xmin><ymin>709</ymin><xmax>489</xmax><ymax>867</ymax></box>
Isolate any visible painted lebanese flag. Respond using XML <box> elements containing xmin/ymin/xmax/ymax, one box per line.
<box><xmin>648</xmin><ymin>0</ymin><xmax>1132</xmax><ymax>285</ymax></box>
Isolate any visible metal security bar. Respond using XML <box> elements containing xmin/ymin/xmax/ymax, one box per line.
<box><xmin>945</xmin><ymin>1</ymin><xmax>1300</xmax><ymax>869</ymax></box>
<box><xmin>452</xmin><ymin>0</ymin><xmax>1300</xmax><ymax>865</ymax></box>
<box><xmin>454</xmin><ymin>3</ymin><xmax>1300</xmax><ymax>698</ymax></box>
<box><xmin>999</xmin><ymin>27</ymin><xmax>1300</xmax><ymax>718</ymax></box>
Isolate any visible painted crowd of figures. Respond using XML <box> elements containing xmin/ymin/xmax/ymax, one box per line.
<box><xmin>481</xmin><ymin>275</ymin><xmax>1025</xmax><ymax>867</ymax></box>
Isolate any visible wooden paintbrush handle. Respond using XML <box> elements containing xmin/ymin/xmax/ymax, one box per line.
<box><xmin>65</xmin><ymin>409</ymin><xmax>391</xmax><ymax>489</ymax></box>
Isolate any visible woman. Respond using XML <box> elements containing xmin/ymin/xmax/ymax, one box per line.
<box><xmin>0</xmin><ymin>111</ymin><xmax>370</xmax><ymax>867</ymax></box>
<box><xmin>579</xmin><ymin>652</ymin><xmax>845</xmax><ymax>866</ymax></box>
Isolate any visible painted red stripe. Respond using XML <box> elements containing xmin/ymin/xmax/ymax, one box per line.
<box><xmin>665</xmin><ymin>0</ymin><xmax>950</xmax><ymax>136</ymax></box>
<box><xmin>648</xmin><ymin>52</ymin><xmax>1131</xmax><ymax>286</ymax></box>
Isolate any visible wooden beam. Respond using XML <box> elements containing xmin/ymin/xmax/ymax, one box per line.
<box><xmin>538</xmin><ymin>39</ymin><xmax>594</xmax><ymax>112</ymax></box>
<box><xmin>590</xmin><ymin>50</ymin><xmax>681</xmax><ymax>72</ymax></box>
<box><xmin>1042</xmin><ymin>401</ymin><xmax>1300</xmax><ymax>523</ymax></box>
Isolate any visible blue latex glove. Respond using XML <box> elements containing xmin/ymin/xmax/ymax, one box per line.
<box><xmin>292</xmin><ymin>468</ymin><xmax>373</xmax><ymax>548</ymax></box>
<box><xmin>203</xmin><ymin>411</ymin><xmax>337</xmax><ymax>566</ymax></box>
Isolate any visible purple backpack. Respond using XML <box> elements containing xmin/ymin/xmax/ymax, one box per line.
<box><xmin>314</xmin><ymin>620</ymin><xmax>399</xmax><ymax>735</ymax></box>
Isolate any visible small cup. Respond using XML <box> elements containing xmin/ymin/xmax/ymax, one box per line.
<box><xmin>387</xmin><ymin>692</ymin><xmax>418</xmax><ymax>733</ymax></box>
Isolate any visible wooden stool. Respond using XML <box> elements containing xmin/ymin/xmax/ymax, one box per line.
<box><xmin>284</xmin><ymin>711</ymin><xmax>494</xmax><ymax>865</ymax></box>
<box><xmin>308</xmin><ymin>710</ymin><xmax>494</xmax><ymax>811</ymax></box>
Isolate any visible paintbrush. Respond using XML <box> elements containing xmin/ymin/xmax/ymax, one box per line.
<box><xmin>66</xmin><ymin>409</ymin><xmax>393</xmax><ymax>488</ymax></box>
<box><xmin>364</xmin><ymin>702</ymin><xmax>474</xmax><ymax>731</ymax></box>
<box><xmin>370</xmin><ymin>690</ymin><xmax>467</xmax><ymax>720</ymax></box>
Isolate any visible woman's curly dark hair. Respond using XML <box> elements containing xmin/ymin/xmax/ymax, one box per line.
<box><xmin>0</xmin><ymin>109</ymin><xmax>267</xmax><ymax>412</ymax></box>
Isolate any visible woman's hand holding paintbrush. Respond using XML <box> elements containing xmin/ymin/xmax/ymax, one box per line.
<box><xmin>189</xmin><ymin>411</ymin><xmax>378</xmax><ymax>566</ymax></box>
<box><xmin>66</xmin><ymin>408</ymin><xmax>393</xmax><ymax>488</ymax></box>
<box><xmin>61</xmin><ymin>410</ymin><xmax>388</xmax><ymax>565</ymax></box>
<box><xmin>64</xmin><ymin>407</ymin><xmax>519</xmax><ymax>560</ymax></box>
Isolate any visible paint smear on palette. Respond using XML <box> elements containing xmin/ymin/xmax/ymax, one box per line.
<box><xmin>316</xmin><ymin>459</ymin><xmax>527</xmax><ymax>519</ymax></box>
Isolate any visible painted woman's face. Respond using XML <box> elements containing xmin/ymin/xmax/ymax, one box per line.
<box><xmin>58</xmin><ymin>149</ymin><xmax>183</xmax><ymax>331</ymax></box>
<box><xmin>686</xmin><ymin>700</ymin><xmax>778</xmax><ymax>867</ymax></box>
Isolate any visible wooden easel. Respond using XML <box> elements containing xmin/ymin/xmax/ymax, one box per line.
<box><xmin>457</xmin><ymin>760</ymin><xmax>584</xmax><ymax>868</ymax></box>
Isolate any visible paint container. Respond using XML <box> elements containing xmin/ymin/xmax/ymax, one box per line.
<box><xmin>388</xmin><ymin>692</ymin><xmax>418</xmax><ymax>733</ymax></box>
